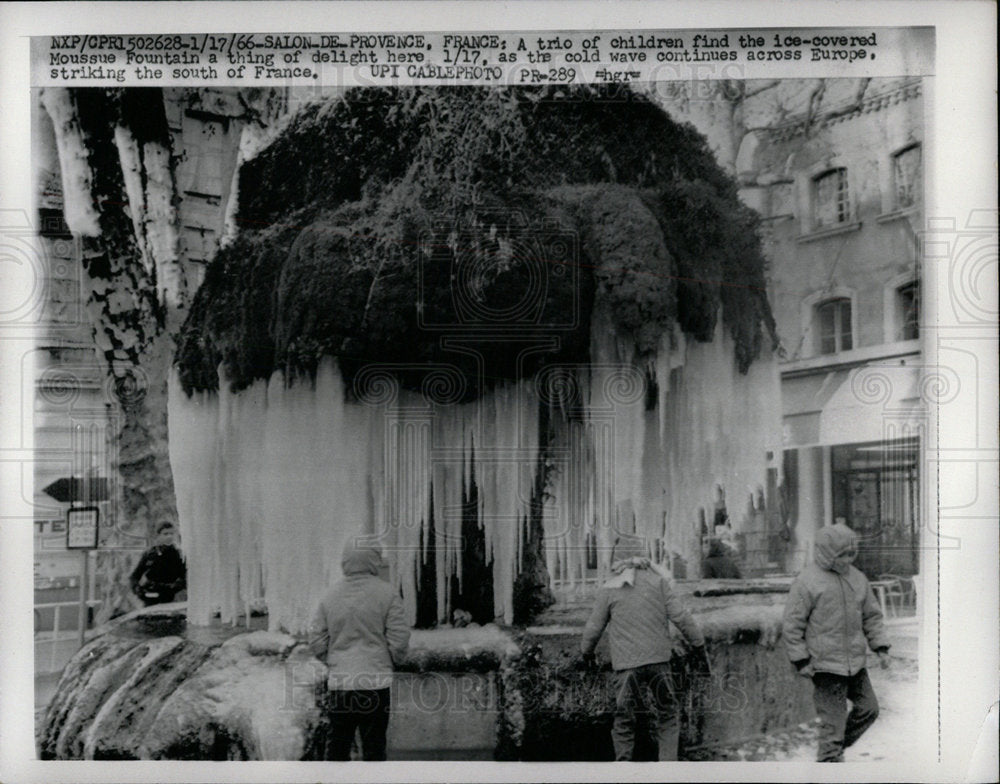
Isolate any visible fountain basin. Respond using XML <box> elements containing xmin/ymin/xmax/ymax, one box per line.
<box><xmin>38</xmin><ymin>581</ymin><xmax>812</xmax><ymax>760</ymax></box>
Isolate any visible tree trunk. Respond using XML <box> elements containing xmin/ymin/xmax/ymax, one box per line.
<box><xmin>42</xmin><ymin>87</ymin><xmax>184</xmax><ymax>622</ymax></box>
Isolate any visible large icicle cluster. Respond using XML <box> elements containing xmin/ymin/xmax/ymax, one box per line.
<box><xmin>170</xmin><ymin>312</ymin><xmax>780</xmax><ymax>633</ymax></box>
<box><xmin>170</xmin><ymin>358</ymin><xmax>540</xmax><ymax>630</ymax></box>
<box><xmin>541</xmin><ymin>309</ymin><xmax>782</xmax><ymax>588</ymax></box>
<box><xmin>368</xmin><ymin>375</ymin><xmax>540</xmax><ymax>626</ymax></box>
<box><xmin>166</xmin><ymin>86</ymin><xmax>784</xmax><ymax>631</ymax></box>
<box><xmin>170</xmin><ymin>360</ymin><xmax>373</xmax><ymax>631</ymax></box>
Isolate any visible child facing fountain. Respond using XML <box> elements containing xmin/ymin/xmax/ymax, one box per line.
<box><xmin>308</xmin><ymin>541</ymin><xmax>410</xmax><ymax>760</ymax></box>
<box><xmin>580</xmin><ymin>535</ymin><xmax>710</xmax><ymax>761</ymax></box>
<box><xmin>782</xmin><ymin>522</ymin><xmax>892</xmax><ymax>762</ymax></box>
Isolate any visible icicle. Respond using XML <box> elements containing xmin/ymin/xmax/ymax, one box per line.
<box><xmin>169</xmin><ymin>373</ymin><xmax>216</xmax><ymax>625</ymax></box>
<box><xmin>648</xmin><ymin>317</ymin><xmax>782</xmax><ymax>575</ymax></box>
<box><xmin>168</xmin><ymin>306</ymin><xmax>780</xmax><ymax>631</ymax></box>
<box><xmin>381</xmin><ymin>390</ymin><xmax>434</xmax><ymax>626</ymax></box>
<box><xmin>170</xmin><ymin>358</ymin><xmax>376</xmax><ymax>633</ymax></box>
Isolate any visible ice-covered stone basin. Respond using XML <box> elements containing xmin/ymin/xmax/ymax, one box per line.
<box><xmin>38</xmin><ymin>580</ymin><xmax>812</xmax><ymax>760</ymax></box>
<box><xmin>506</xmin><ymin>578</ymin><xmax>812</xmax><ymax>760</ymax></box>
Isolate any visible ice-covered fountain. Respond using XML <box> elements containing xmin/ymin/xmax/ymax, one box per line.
<box><xmin>39</xmin><ymin>85</ymin><xmax>811</xmax><ymax>760</ymax></box>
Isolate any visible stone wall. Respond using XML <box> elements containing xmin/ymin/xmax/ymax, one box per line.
<box><xmin>39</xmin><ymin>584</ymin><xmax>813</xmax><ymax>761</ymax></box>
<box><xmin>497</xmin><ymin>583</ymin><xmax>813</xmax><ymax>760</ymax></box>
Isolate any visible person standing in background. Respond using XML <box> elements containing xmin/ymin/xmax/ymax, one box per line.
<box><xmin>310</xmin><ymin>541</ymin><xmax>410</xmax><ymax>761</ymax></box>
<box><xmin>129</xmin><ymin>521</ymin><xmax>186</xmax><ymax>606</ymax></box>
<box><xmin>702</xmin><ymin>537</ymin><xmax>743</xmax><ymax>579</ymax></box>
<box><xmin>782</xmin><ymin>522</ymin><xmax>892</xmax><ymax>762</ymax></box>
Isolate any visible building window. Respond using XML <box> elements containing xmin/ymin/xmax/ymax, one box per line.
<box><xmin>897</xmin><ymin>281</ymin><xmax>919</xmax><ymax>340</ymax></box>
<box><xmin>892</xmin><ymin>144</ymin><xmax>921</xmax><ymax>210</ymax></box>
<box><xmin>813</xmin><ymin>168</ymin><xmax>850</xmax><ymax>228</ymax></box>
<box><xmin>816</xmin><ymin>297</ymin><xmax>853</xmax><ymax>354</ymax></box>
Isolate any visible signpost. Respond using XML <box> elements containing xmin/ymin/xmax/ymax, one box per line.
<box><xmin>44</xmin><ymin>476</ymin><xmax>110</xmax><ymax>503</ymax></box>
<box><xmin>66</xmin><ymin>506</ymin><xmax>99</xmax><ymax>649</ymax></box>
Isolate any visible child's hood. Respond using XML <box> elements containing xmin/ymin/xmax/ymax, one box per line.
<box><xmin>814</xmin><ymin>523</ymin><xmax>858</xmax><ymax>571</ymax></box>
<box><xmin>341</xmin><ymin>542</ymin><xmax>381</xmax><ymax>576</ymax></box>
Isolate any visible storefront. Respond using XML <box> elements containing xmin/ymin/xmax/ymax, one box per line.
<box><xmin>780</xmin><ymin>360</ymin><xmax>925</xmax><ymax>579</ymax></box>
<box><xmin>832</xmin><ymin>438</ymin><xmax>920</xmax><ymax>578</ymax></box>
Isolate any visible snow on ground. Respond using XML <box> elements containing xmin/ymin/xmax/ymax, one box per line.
<box><xmin>692</xmin><ymin>626</ymin><xmax>920</xmax><ymax>762</ymax></box>
<box><xmin>762</xmin><ymin>654</ymin><xmax>919</xmax><ymax>763</ymax></box>
<box><xmin>843</xmin><ymin>656</ymin><xmax>921</xmax><ymax>763</ymax></box>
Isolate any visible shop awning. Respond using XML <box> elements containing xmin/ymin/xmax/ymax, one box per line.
<box><xmin>782</xmin><ymin>363</ymin><xmax>924</xmax><ymax>449</ymax></box>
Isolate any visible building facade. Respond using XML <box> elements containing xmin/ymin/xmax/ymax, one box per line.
<box><xmin>738</xmin><ymin>78</ymin><xmax>925</xmax><ymax>583</ymax></box>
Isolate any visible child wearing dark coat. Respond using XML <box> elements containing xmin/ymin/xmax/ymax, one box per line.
<box><xmin>129</xmin><ymin>521</ymin><xmax>186</xmax><ymax>606</ymax></box>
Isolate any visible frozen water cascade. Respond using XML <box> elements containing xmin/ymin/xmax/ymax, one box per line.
<box><xmin>158</xmin><ymin>86</ymin><xmax>787</xmax><ymax>631</ymax></box>
<box><xmin>170</xmin><ymin>359</ymin><xmax>544</xmax><ymax>629</ymax></box>
<box><xmin>169</xmin><ymin>309</ymin><xmax>780</xmax><ymax>632</ymax></box>
<box><xmin>540</xmin><ymin>312</ymin><xmax>782</xmax><ymax>587</ymax></box>
<box><xmin>170</xmin><ymin>360</ymin><xmax>374</xmax><ymax>631</ymax></box>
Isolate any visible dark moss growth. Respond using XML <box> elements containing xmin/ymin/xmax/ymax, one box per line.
<box><xmin>174</xmin><ymin>217</ymin><xmax>301</xmax><ymax>394</ymax></box>
<box><xmin>495</xmin><ymin>640</ymin><xmax>616</xmax><ymax>761</ymax></box>
<box><xmin>176</xmin><ymin>85</ymin><xmax>776</xmax><ymax>397</ymax></box>
<box><xmin>511</xmin><ymin>513</ymin><xmax>556</xmax><ymax>626</ymax></box>
<box><xmin>692</xmin><ymin>583</ymin><xmax>791</xmax><ymax>598</ymax></box>
<box><xmin>495</xmin><ymin>631</ymin><xmax>703</xmax><ymax>760</ymax></box>
<box><xmin>125</xmin><ymin>612</ymin><xmax>188</xmax><ymax>638</ymax></box>
<box><xmin>397</xmin><ymin>647</ymin><xmax>506</xmax><ymax>675</ymax></box>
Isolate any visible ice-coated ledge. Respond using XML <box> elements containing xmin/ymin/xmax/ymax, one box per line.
<box><xmin>37</xmin><ymin>606</ymin><xmax>524</xmax><ymax>760</ymax></box>
<box><xmin>39</xmin><ymin>585</ymin><xmax>813</xmax><ymax>760</ymax></box>
<box><xmin>400</xmin><ymin>625</ymin><xmax>521</xmax><ymax>672</ymax></box>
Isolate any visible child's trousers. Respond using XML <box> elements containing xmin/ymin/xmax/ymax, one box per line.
<box><xmin>811</xmin><ymin>669</ymin><xmax>880</xmax><ymax>762</ymax></box>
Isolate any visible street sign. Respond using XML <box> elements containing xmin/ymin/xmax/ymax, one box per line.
<box><xmin>66</xmin><ymin>506</ymin><xmax>99</xmax><ymax>549</ymax></box>
<box><xmin>43</xmin><ymin>476</ymin><xmax>109</xmax><ymax>503</ymax></box>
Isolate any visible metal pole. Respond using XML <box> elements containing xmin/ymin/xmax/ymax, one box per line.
<box><xmin>51</xmin><ymin>605</ymin><xmax>60</xmax><ymax>672</ymax></box>
<box><xmin>77</xmin><ymin>550</ymin><xmax>88</xmax><ymax>650</ymax></box>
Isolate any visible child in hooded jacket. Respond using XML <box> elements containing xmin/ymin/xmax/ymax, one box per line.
<box><xmin>580</xmin><ymin>535</ymin><xmax>709</xmax><ymax>761</ymax></box>
<box><xmin>310</xmin><ymin>542</ymin><xmax>410</xmax><ymax>760</ymax></box>
<box><xmin>782</xmin><ymin>522</ymin><xmax>892</xmax><ymax>762</ymax></box>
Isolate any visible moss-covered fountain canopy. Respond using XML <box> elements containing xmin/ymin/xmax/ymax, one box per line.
<box><xmin>175</xmin><ymin>84</ymin><xmax>776</xmax><ymax>400</ymax></box>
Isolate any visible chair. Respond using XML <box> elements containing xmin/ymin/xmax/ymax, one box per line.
<box><xmin>877</xmin><ymin>574</ymin><xmax>907</xmax><ymax>617</ymax></box>
<box><xmin>889</xmin><ymin>574</ymin><xmax>918</xmax><ymax>613</ymax></box>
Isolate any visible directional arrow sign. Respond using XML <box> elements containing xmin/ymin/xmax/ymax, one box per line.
<box><xmin>42</xmin><ymin>476</ymin><xmax>110</xmax><ymax>503</ymax></box>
